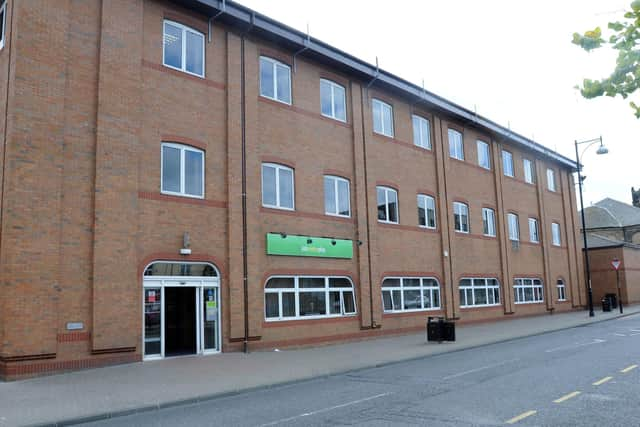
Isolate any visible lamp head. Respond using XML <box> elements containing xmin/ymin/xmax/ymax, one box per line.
<box><xmin>596</xmin><ymin>144</ymin><xmax>608</xmax><ymax>155</ymax></box>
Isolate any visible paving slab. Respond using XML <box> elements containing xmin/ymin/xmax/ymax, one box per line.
<box><xmin>1</xmin><ymin>306</ymin><xmax>638</xmax><ymax>427</ymax></box>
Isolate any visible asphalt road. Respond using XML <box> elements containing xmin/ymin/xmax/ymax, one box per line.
<box><xmin>82</xmin><ymin>313</ymin><xmax>640</xmax><ymax>426</ymax></box>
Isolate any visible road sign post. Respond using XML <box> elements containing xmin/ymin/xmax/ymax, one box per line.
<box><xmin>611</xmin><ymin>258</ymin><xmax>623</xmax><ymax>314</ymax></box>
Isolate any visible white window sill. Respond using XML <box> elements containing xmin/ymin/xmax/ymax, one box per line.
<box><xmin>162</xmin><ymin>62</ymin><xmax>205</xmax><ymax>79</ymax></box>
<box><xmin>418</xmin><ymin>225</ymin><xmax>437</xmax><ymax>230</ymax></box>
<box><xmin>378</xmin><ymin>220</ymin><xmax>399</xmax><ymax>225</ymax></box>
<box><xmin>262</xmin><ymin>204</ymin><xmax>295</xmax><ymax>211</ymax></box>
<box><xmin>160</xmin><ymin>190</ymin><xmax>205</xmax><ymax>200</ymax></box>
<box><xmin>383</xmin><ymin>307</ymin><xmax>441</xmax><ymax>314</ymax></box>
<box><xmin>265</xmin><ymin>313</ymin><xmax>357</xmax><ymax>322</ymax></box>
<box><xmin>325</xmin><ymin>212</ymin><xmax>351</xmax><ymax>219</ymax></box>
<box><xmin>373</xmin><ymin>130</ymin><xmax>394</xmax><ymax>138</ymax></box>
<box><xmin>260</xmin><ymin>93</ymin><xmax>292</xmax><ymax>106</ymax></box>
<box><xmin>321</xmin><ymin>112</ymin><xmax>347</xmax><ymax>123</ymax></box>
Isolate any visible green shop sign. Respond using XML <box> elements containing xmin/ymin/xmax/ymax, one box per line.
<box><xmin>266</xmin><ymin>233</ymin><xmax>353</xmax><ymax>259</ymax></box>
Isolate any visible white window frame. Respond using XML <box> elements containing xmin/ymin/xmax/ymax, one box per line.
<box><xmin>417</xmin><ymin>194</ymin><xmax>437</xmax><ymax>229</ymax></box>
<box><xmin>448</xmin><ymin>129</ymin><xmax>464</xmax><ymax>160</ymax></box>
<box><xmin>382</xmin><ymin>277</ymin><xmax>441</xmax><ymax>313</ymax></box>
<box><xmin>453</xmin><ymin>202</ymin><xmax>469</xmax><ymax>233</ymax></box>
<box><xmin>507</xmin><ymin>213</ymin><xmax>520</xmax><ymax>241</ymax></box>
<box><xmin>0</xmin><ymin>1</ymin><xmax>6</xmax><ymax>51</ymax></box>
<box><xmin>264</xmin><ymin>276</ymin><xmax>357</xmax><ymax>321</ymax></box>
<box><xmin>551</xmin><ymin>222</ymin><xmax>561</xmax><ymax>246</ymax></box>
<box><xmin>320</xmin><ymin>79</ymin><xmax>346</xmax><ymax>122</ymax></box>
<box><xmin>477</xmin><ymin>140</ymin><xmax>490</xmax><ymax>169</ymax></box>
<box><xmin>502</xmin><ymin>150</ymin><xmax>514</xmax><ymax>177</ymax></box>
<box><xmin>162</xmin><ymin>20</ymin><xmax>205</xmax><ymax>78</ymax></box>
<box><xmin>160</xmin><ymin>143</ymin><xmax>205</xmax><ymax>199</ymax></box>
<box><xmin>523</xmin><ymin>158</ymin><xmax>535</xmax><ymax>184</ymax></box>
<box><xmin>547</xmin><ymin>168</ymin><xmax>556</xmax><ymax>191</ymax></box>
<box><xmin>514</xmin><ymin>278</ymin><xmax>544</xmax><ymax>304</ymax></box>
<box><xmin>528</xmin><ymin>218</ymin><xmax>539</xmax><ymax>243</ymax></box>
<box><xmin>557</xmin><ymin>279</ymin><xmax>566</xmax><ymax>301</ymax></box>
<box><xmin>412</xmin><ymin>115</ymin><xmax>431</xmax><ymax>150</ymax></box>
<box><xmin>372</xmin><ymin>99</ymin><xmax>394</xmax><ymax>137</ymax></box>
<box><xmin>262</xmin><ymin>163</ymin><xmax>295</xmax><ymax>210</ymax></box>
<box><xmin>482</xmin><ymin>208</ymin><xmax>496</xmax><ymax>237</ymax></box>
<box><xmin>459</xmin><ymin>278</ymin><xmax>501</xmax><ymax>308</ymax></box>
<box><xmin>377</xmin><ymin>186</ymin><xmax>399</xmax><ymax>224</ymax></box>
<box><xmin>324</xmin><ymin>175</ymin><xmax>351</xmax><ymax>218</ymax></box>
<box><xmin>260</xmin><ymin>56</ymin><xmax>292</xmax><ymax>105</ymax></box>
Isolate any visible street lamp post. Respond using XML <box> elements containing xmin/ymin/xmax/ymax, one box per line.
<box><xmin>575</xmin><ymin>136</ymin><xmax>608</xmax><ymax>317</ymax></box>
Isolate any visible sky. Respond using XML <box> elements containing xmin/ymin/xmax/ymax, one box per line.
<box><xmin>235</xmin><ymin>0</ymin><xmax>640</xmax><ymax>207</ymax></box>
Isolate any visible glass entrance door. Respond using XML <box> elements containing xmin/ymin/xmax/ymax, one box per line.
<box><xmin>201</xmin><ymin>287</ymin><xmax>219</xmax><ymax>353</ymax></box>
<box><xmin>144</xmin><ymin>288</ymin><xmax>162</xmax><ymax>358</ymax></box>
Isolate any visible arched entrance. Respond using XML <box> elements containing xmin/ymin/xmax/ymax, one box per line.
<box><xmin>142</xmin><ymin>261</ymin><xmax>221</xmax><ymax>360</ymax></box>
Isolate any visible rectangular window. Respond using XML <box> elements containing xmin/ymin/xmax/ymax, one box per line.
<box><xmin>324</xmin><ymin>175</ymin><xmax>351</xmax><ymax>217</ymax></box>
<box><xmin>508</xmin><ymin>213</ymin><xmax>519</xmax><ymax>241</ymax></box>
<box><xmin>502</xmin><ymin>150</ymin><xmax>514</xmax><ymax>177</ymax></box>
<box><xmin>265</xmin><ymin>276</ymin><xmax>356</xmax><ymax>321</ymax></box>
<box><xmin>477</xmin><ymin>140</ymin><xmax>490</xmax><ymax>169</ymax></box>
<box><xmin>448</xmin><ymin>129</ymin><xmax>464</xmax><ymax>160</ymax></box>
<box><xmin>0</xmin><ymin>1</ymin><xmax>5</xmax><ymax>50</ymax></box>
<box><xmin>161</xmin><ymin>143</ymin><xmax>204</xmax><ymax>198</ymax></box>
<box><xmin>523</xmin><ymin>159</ymin><xmax>535</xmax><ymax>184</ymax></box>
<box><xmin>417</xmin><ymin>194</ymin><xmax>436</xmax><ymax>229</ymax></box>
<box><xmin>412</xmin><ymin>115</ymin><xmax>431</xmax><ymax>149</ymax></box>
<box><xmin>552</xmin><ymin>222</ymin><xmax>561</xmax><ymax>246</ymax></box>
<box><xmin>320</xmin><ymin>79</ymin><xmax>346</xmax><ymax>122</ymax></box>
<box><xmin>547</xmin><ymin>168</ymin><xmax>556</xmax><ymax>191</ymax></box>
<box><xmin>163</xmin><ymin>20</ymin><xmax>205</xmax><ymax>77</ymax></box>
<box><xmin>514</xmin><ymin>278</ymin><xmax>544</xmax><ymax>304</ymax></box>
<box><xmin>557</xmin><ymin>280</ymin><xmax>566</xmax><ymax>301</ymax></box>
<box><xmin>459</xmin><ymin>278</ymin><xmax>500</xmax><ymax>307</ymax></box>
<box><xmin>262</xmin><ymin>163</ymin><xmax>294</xmax><ymax>210</ymax></box>
<box><xmin>382</xmin><ymin>277</ymin><xmax>441</xmax><ymax>313</ymax></box>
<box><xmin>528</xmin><ymin>218</ymin><xmax>539</xmax><ymax>243</ymax></box>
<box><xmin>453</xmin><ymin>202</ymin><xmax>469</xmax><ymax>233</ymax></box>
<box><xmin>260</xmin><ymin>56</ymin><xmax>291</xmax><ymax>104</ymax></box>
<box><xmin>482</xmin><ymin>208</ymin><xmax>496</xmax><ymax>237</ymax></box>
<box><xmin>372</xmin><ymin>99</ymin><xmax>394</xmax><ymax>137</ymax></box>
<box><xmin>377</xmin><ymin>186</ymin><xmax>398</xmax><ymax>224</ymax></box>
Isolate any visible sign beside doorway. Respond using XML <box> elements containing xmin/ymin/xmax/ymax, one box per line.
<box><xmin>266</xmin><ymin>233</ymin><xmax>353</xmax><ymax>258</ymax></box>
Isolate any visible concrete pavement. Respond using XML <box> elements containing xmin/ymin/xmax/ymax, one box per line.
<box><xmin>1</xmin><ymin>306</ymin><xmax>638</xmax><ymax>427</ymax></box>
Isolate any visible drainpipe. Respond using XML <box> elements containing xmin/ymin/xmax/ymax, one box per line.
<box><xmin>359</xmin><ymin>85</ymin><xmax>376</xmax><ymax>328</ymax></box>
<box><xmin>240</xmin><ymin>14</ymin><xmax>254</xmax><ymax>353</ymax></box>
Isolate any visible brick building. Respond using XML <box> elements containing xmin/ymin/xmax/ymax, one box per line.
<box><xmin>582</xmin><ymin>198</ymin><xmax>640</xmax><ymax>305</ymax></box>
<box><xmin>0</xmin><ymin>0</ymin><xmax>585</xmax><ymax>379</ymax></box>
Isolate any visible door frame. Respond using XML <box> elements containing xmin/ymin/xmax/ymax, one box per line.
<box><xmin>142</xmin><ymin>261</ymin><xmax>221</xmax><ymax>361</ymax></box>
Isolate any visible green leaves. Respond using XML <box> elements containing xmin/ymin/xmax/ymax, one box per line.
<box><xmin>572</xmin><ymin>27</ymin><xmax>604</xmax><ymax>51</ymax></box>
<box><xmin>573</xmin><ymin>2</ymin><xmax>640</xmax><ymax>117</ymax></box>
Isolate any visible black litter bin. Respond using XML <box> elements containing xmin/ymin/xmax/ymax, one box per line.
<box><xmin>602</xmin><ymin>297</ymin><xmax>611</xmax><ymax>312</ymax></box>
<box><xmin>427</xmin><ymin>316</ymin><xmax>456</xmax><ymax>342</ymax></box>
<box><xmin>605</xmin><ymin>293</ymin><xmax>618</xmax><ymax>309</ymax></box>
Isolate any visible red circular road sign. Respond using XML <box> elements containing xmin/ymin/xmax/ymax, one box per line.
<box><xmin>611</xmin><ymin>258</ymin><xmax>621</xmax><ymax>270</ymax></box>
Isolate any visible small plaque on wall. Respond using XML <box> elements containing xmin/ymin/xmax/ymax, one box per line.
<box><xmin>66</xmin><ymin>322</ymin><xmax>84</xmax><ymax>331</ymax></box>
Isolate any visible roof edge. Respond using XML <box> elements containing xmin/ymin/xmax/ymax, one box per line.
<box><xmin>174</xmin><ymin>0</ymin><xmax>578</xmax><ymax>170</ymax></box>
